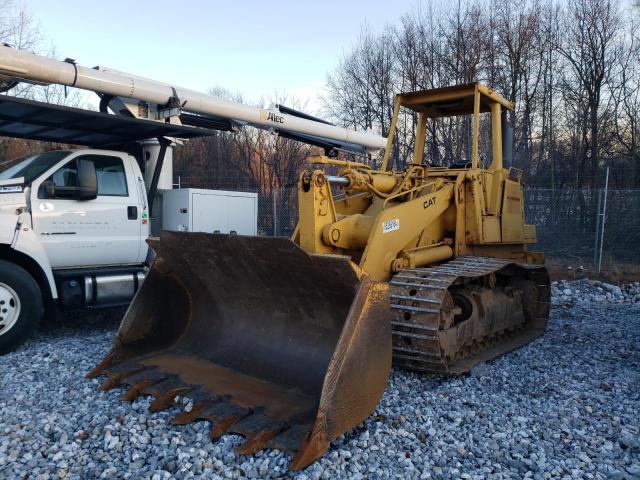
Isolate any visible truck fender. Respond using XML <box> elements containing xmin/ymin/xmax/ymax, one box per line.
<box><xmin>0</xmin><ymin>211</ymin><xmax>18</xmax><ymax>245</ymax></box>
<box><xmin>10</xmin><ymin>213</ymin><xmax>58</xmax><ymax>299</ymax></box>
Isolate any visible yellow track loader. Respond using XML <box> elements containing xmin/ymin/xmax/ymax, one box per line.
<box><xmin>89</xmin><ymin>83</ymin><xmax>550</xmax><ymax>470</ymax></box>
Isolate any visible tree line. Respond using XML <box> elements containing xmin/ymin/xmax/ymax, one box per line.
<box><xmin>323</xmin><ymin>0</ymin><xmax>640</xmax><ymax>189</ymax></box>
<box><xmin>0</xmin><ymin>0</ymin><xmax>84</xmax><ymax>161</ymax></box>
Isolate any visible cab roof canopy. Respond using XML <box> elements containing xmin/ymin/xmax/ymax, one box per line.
<box><xmin>380</xmin><ymin>82</ymin><xmax>514</xmax><ymax>171</ymax></box>
<box><xmin>397</xmin><ymin>82</ymin><xmax>514</xmax><ymax>118</ymax></box>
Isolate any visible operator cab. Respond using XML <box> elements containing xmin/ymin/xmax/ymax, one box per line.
<box><xmin>384</xmin><ymin>83</ymin><xmax>515</xmax><ymax>172</ymax></box>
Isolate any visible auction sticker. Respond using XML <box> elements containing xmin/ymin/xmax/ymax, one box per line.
<box><xmin>382</xmin><ymin>218</ymin><xmax>400</xmax><ymax>233</ymax></box>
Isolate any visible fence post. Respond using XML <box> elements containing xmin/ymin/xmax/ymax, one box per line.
<box><xmin>272</xmin><ymin>188</ymin><xmax>278</xmax><ymax>236</ymax></box>
<box><xmin>593</xmin><ymin>189</ymin><xmax>602</xmax><ymax>269</ymax></box>
<box><xmin>597</xmin><ymin>167</ymin><xmax>610</xmax><ymax>273</ymax></box>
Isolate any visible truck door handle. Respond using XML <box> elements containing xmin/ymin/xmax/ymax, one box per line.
<box><xmin>127</xmin><ymin>206</ymin><xmax>138</xmax><ymax>220</ymax></box>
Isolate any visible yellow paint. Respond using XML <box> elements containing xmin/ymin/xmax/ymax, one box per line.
<box><xmin>292</xmin><ymin>83</ymin><xmax>541</xmax><ymax>282</ymax></box>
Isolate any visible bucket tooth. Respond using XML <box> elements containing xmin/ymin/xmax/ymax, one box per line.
<box><xmin>86</xmin><ymin>346</ymin><xmax>124</xmax><ymax>379</ymax></box>
<box><xmin>100</xmin><ymin>379</ymin><xmax>120</xmax><ymax>392</ymax></box>
<box><xmin>121</xmin><ymin>379</ymin><xmax>163</xmax><ymax>402</ymax></box>
<box><xmin>236</xmin><ymin>425</ymin><xmax>288</xmax><ymax>455</ymax></box>
<box><xmin>100</xmin><ymin>375</ymin><xmax>126</xmax><ymax>392</ymax></box>
<box><xmin>119</xmin><ymin>370</ymin><xmax>168</xmax><ymax>402</ymax></box>
<box><xmin>99</xmin><ymin>365</ymin><xmax>145</xmax><ymax>391</ymax></box>
<box><xmin>209</xmin><ymin>409</ymin><xmax>253</xmax><ymax>439</ymax></box>
<box><xmin>266</xmin><ymin>423</ymin><xmax>313</xmax><ymax>454</ymax></box>
<box><xmin>143</xmin><ymin>376</ymin><xmax>187</xmax><ymax>397</ymax></box>
<box><xmin>229</xmin><ymin>410</ymin><xmax>290</xmax><ymax>454</ymax></box>
<box><xmin>171</xmin><ymin>390</ymin><xmax>224</xmax><ymax>425</ymax></box>
<box><xmin>171</xmin><ymin>404</ymin><xmax>208</xmax><ymax>425</ymax></box>
<box><xmin>143</xmin><ymin>378</ymin><xmax>193</xmax><ymax>412</ymax></box>
<box><xmin>149</xmin><ymin>387</ymin><xmax>191</xmax><ymax>412</ymax></box>
<box><xmin>186</xmin><ymin>388</ymin><xmax>220</xmax><ymax>405</ymax></box>
<box><xmin>196</xmin><ymin>401</ymin><xmax>251</xmax><ymax>439</ymax></box>
<box><xmin>120</xmin><ymin>368</ymin><xmax>166</xmax><ymax>386</ymax></box>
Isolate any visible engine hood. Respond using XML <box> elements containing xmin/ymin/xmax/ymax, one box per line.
<box><xmin>0</xmin><ymin>176</ymin><xmax>25</xmax><ymax>190</ymax></box>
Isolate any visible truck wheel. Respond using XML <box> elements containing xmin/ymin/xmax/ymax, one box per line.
<box><xmin>0</xmin><ymin>260</ymin><xmax>42</xmax><ymax>354</ymax></box>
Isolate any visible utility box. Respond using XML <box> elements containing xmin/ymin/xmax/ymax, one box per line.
<box><xmin>162</xmin><ymin>188</ymin><xmax>258</xmax><ymax>235</ymax></box>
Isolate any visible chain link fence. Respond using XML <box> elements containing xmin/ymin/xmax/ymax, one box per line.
<box><xmin>525</xmin><ymin>188</ymin><xmax>640</xmax><ymax>269</ymax></box>
<box><xmin>177</xmin><ymin>176</ymin><xmax>640</xmax><ymax>271</ymax></box>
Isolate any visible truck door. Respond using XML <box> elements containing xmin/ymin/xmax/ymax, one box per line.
<box><xmin>31</xmin><ymin>153</ymin><xmax>144</xmax><ymax>268</ymax></box>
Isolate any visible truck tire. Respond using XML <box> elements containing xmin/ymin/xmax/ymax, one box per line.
<box><xmin>0</xmin><ymin>260</ymin><xmax>42</xmax><ymax>354</ymax></box>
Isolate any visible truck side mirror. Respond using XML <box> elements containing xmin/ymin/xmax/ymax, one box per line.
<box><xmin>46</xmin><ymin>159</ymin><xmax>98</xmax><ymax>200</ymax></box>
<box><xmin>76</xmin><ymin>159</ymin><xmax>97</xmax><ymax>200</ymax></box>
<box><xmin>39</xmin><ymin>180</ymin><xmax>56</xmax><ymax>199</ymax></box>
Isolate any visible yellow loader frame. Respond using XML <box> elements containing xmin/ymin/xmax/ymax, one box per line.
<box><xmin>294</xmin><ymin>82</ymin><xmax>542</xmax><ymax>282</ymax></box>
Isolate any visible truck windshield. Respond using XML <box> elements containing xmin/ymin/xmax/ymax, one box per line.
<box><xmin>0</xmin><ymin>151</ymin><xmax>71</xmax><ymax>184</ymax></box>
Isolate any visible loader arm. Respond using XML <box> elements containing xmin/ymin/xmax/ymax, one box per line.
<box><xmin>360</xmin><ymin>184</ymin><xmax>455</xmax><ymax>281</ymax></box>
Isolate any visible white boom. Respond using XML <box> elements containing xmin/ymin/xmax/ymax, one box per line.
<box><xmin>0</xmin><ymin>45</ymin><xmax>387</xmax><ymax>152</ymax></box>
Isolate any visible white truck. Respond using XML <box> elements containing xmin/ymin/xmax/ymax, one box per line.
<box><xmin>0</xmin><ymin>149</ymin><xmax>159</xmax><ymax>351</ymax></box>
<box><xmin>0</xmin><ymin>146</ymin><xmax>263</xmax><ymax>354</ymax></box>
<box><xmin>0</xmin><ymin>44</ymin><xmax>387</xmax><ymax>354</ymax></box>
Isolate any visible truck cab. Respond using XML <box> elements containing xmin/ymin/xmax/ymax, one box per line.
<box><xmin>0</xmin><ymin>149</ymin><xmax>150</xmax><ymax>353</ymax></box>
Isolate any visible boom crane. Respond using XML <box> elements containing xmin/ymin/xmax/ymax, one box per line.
<box><xmin>0</xmin><ymin>44</ymin><xmax>386</xmax><ymax>154</ymax></box>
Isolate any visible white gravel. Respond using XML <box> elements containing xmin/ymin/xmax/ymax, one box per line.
<box><xmin>1</xmin><ymin>282</ymin><xmax>639</xmax><ymax>479</ymax></box>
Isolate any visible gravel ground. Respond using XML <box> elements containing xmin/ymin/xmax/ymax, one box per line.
<box><xmin>1</xmin><ymin>283</ymin><xmax>639</xmax><ymax>480</ymax></box>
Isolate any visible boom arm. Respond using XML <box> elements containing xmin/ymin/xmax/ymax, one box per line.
<box><xmin>0</xmin><ymin>45</ymin><xmax>386</xmax><ymax>153</ymax></box>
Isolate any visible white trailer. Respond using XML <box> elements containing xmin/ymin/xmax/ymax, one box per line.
<box><xmin>162</xmin><ymin>188</ymin><xmax>258</xmax><ymax>235</ymax></box>
<box><xmin>0</xmin><ymin>45</ymin><xmax>387</xmax><ymax>354</ymax></box>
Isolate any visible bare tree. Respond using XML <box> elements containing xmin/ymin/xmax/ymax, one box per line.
<box><xmin>0</xmin><ymin>1</ymin><xmax>84</xmax><ymax>108</ymax></box>
<box><xmin>490</xmin><ymin>0</ymin><xmax>546</xmax><ymax>167</ymax></box>
<box><xmin>610</xmin><ymin>16</ymin><xmax>640</xmax><ymax>186</ymax></box>
<box><xmin>557</xmin><ymin>0</ymin><xmax>622</xmax><ymax>187</ymax></box>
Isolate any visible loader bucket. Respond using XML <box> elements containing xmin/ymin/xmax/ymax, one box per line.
<box><xmin>88</xmin><ymin>231</ymin><xmax>391</xmax><ymax>470</ymax></box>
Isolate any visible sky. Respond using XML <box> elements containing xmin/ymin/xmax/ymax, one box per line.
<box><xmin>24</xmin><ymin>0</ymin><xmax>420</xmax><ymax>114</ymax></box>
